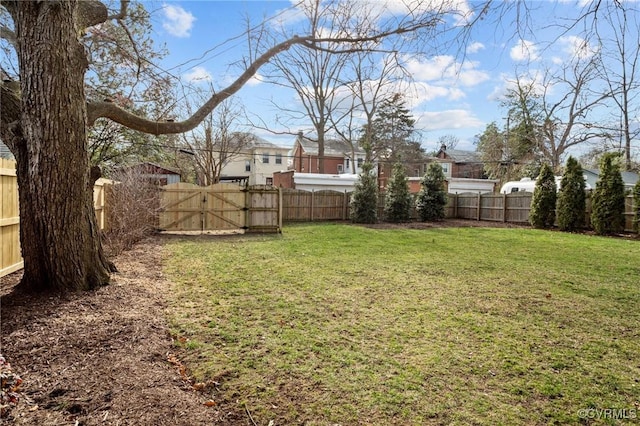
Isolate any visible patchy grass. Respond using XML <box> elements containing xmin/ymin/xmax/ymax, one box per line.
<box><xmin>164</xmin><ymin>224</ymin><xmax>640</xmax><ymax>425</ymax></box>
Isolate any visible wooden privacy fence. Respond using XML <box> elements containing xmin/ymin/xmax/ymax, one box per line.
<box><xmin>448</xmin><ymin>192</ymin><xmax>636</xmax><ymax>231</ymax></box>
<box><xmin>1</xmin><ymin>158</ymin><xmax>20</xmax><ymax>277</ymax></box>
<box><xmin>0</xmin><ymin>159</ymin><xmax>110</xmax><ymax>278</ymax></box>
<box><xmin>158</xmin><ymin>182</ymin><xmax>281</xmax><ymax>233</ymax></box>
<box><xmin>280</xmin><ymin>188</ymin><xmax>637</xmax><ymax>232</ymax></box>
<box><xmin>282</xmin><ymin>189</ymin><xmax>351</xmax><ymax>221</ymax></box>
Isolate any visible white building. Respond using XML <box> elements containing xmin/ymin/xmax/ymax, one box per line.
<box><xmin>220</xmin><ymin>135</ymin><xmax>290</xmax><ymax>186</ymax></box>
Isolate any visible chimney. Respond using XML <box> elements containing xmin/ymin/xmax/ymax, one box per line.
<box><xmin>440</xmin><ymin>143</ymin><xmax>447</xmax><ymax>152</ymax></box>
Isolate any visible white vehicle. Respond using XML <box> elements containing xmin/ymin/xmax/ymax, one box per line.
<box><xmin>500</xmin><ymin>176</ymin><xmax>591</xmax><ymax>194</ymax></box>
<box><xmin>500</xmin><ymin>177</ymin><xmax>537</xmax><ymax>194</ymax></box>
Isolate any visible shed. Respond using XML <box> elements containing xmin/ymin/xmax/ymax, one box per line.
<box><xmin>125</xmin><ymin>162</ymin><xmax>181</xmax><ymax>185</ymax></box>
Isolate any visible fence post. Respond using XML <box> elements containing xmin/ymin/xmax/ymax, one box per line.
<box><xmin>477</xmin><ymin>192</ymin><xmax>481</xmax><ymax>221</ymax></box>
<box><xmin>502</xmin><ymin>192</ymin><xmax>507</xmax><ymax>223</ymax></box>
<box><xmin>343</xmin><ymin>190</ymin><xmax>348</xmax><ymax>220</ymax></box>
<box><xmin>310</xmin><ymin>189</ymin><xmax>314</xmax><ymax>221</ymax></box>
<box><xmin>453</xmin><ymin>193</ymin><xmax>458</xmax><ymax>218</ymax></box>
<box><xmin>278</xmin><ymin>186</ymin><xmax>283</xmax><ymax>232</ymax></box>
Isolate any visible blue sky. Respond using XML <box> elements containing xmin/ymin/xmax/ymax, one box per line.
<box><xmin>146</xmin><ymin>1</ymin><xmax>626</xmax><ymax>154</ymax></box>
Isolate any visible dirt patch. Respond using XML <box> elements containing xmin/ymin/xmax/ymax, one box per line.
<box><xmin>0</xmin><ymin>238</ymin><xmax>236</xmax><ymax>425</ymax></box>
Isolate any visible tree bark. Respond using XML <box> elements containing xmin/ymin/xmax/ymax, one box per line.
<box><xmin>9</xmin><ymin>1</ymin><xmax>113</xmax><ymax>293</ymax></box>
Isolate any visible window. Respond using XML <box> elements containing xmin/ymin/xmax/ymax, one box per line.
<box><xmin>357</xmin><ymin>158</ymin><xmax>363</xmax><ymax>168</ymax></box>
<box><xmin>263</xmin><ymin>152</ymin><xmax>270</xmax><ymax>164</ymax></box>
<box><xmin>346</xmin><ymin>158</ymin><xmax>350</xmax><ymax>169</ymax></box>
<box><xmin>245</xmin><ymin>160</ymin><xmax>251</xmax><ymax>172</ymax></box>
<box><xmin>275</xmin><ymin>153</ymin><xmax>282</xmax><ymax>165</ymax></box>
<box><xmin>266</xmin><ymin>177</ymin><xmax>273</xmax><ymax>185</ymax></box>
<box><xmin>441</xmin><ymin>162</ymin><xmax>450</xmax><ymax>176</ymax></box>
<box><xmin>337</xmin><ymin>164</ymin><xmax>344</xmax><ymax>173</ymax></box>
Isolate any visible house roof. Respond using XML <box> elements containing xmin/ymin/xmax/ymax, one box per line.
<box><xmin>128</xmin><ymin>162</ymin><xmax>181</xmax><ymax>175</ymax></box>
<box><xmin>230</xmin><ymin>132</ymin><xmax>289</xmax><ymax>152</ymax></box>
<box><xmin>297</xmin><ymin>135</ymin><xmax>366</xmax><ymax>157</ymax></box>
<box><xmin>584</xmin><ymin>168</ymin><xmax>638</xmax><ymax>187</ymax></box>
<box><xmin>437</xmin><ymin>148</ymin><xmax>481</xmax><ymax>163</ymax></box>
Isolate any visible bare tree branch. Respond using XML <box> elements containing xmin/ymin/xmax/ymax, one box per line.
<box><xmin>76</xmin><ymin>0</ymin><xmax>108</xmax><ymax>30</ymax></box>
<box><xmin>0</xmin><ymin>23</ymin><xmax>15</xmax><ymax>46</ymax></box>
<box><xmin>106</xmin><ymin>0</ymin><xmax>129</xmax><ymax>21</ymax></box>
<box><xmin>88</xmin><ymin>35</ymin><xmax>302</xmax><ymax>134</ymax></box>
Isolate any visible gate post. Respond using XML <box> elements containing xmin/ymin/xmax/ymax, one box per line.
<box><xmin>244</xmin><ymin>184</ymin><xmax>251</xmax><ymax>232</ymax></box>
<box><xmin>278</xmin><ymin>187</ymin><xmax>283</xmax><ymax>232</ymax></box>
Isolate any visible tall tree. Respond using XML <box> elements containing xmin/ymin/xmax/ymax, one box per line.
<box><xmin>84</xmin><ymin>1</ymin><xmax>174</xmax><ymax>169</ymax></box>
<box><xmin>267</xmin><ymin>1</ymin><xmax>352</xmax><ymax>174</ymax></box>
<box><xmin>595</xmin><ymin>1</ymin><xmax>640</xmax><ymax>171</ymax></box>
<box><xmin>591</xmin><ymin>153</ymin><xmax>626</xmax><ymax>235</ymax></box>
<box><xmin>416</xmin><ymin>162</ymin><xmax>447</xmax><ymax>222</ymax></box>
<box><xmin>529</xmin><ymin>163</ymin><xmax>557</xmax><ymax>229</ymax></box>
<box><xmin>384</xmin><ymin>162</ymin><xmax>412</xmax><ymax>223</ymax></box>
<box><xmin>537</xmin><ymin>57</ymin><xmax>611</xmax><ymax>171</ymax></box>
<box><xmin>370</xmin><ymin>93</ymin><xmax>424</xmax><ymax>178</ymax></box>
<box><xmin>556</xmin><ymin>156</ymin><xmax>586</xmax><ymax>232</ymax></box>
<box><xmin>475</xmin><ymin>80</ymin><xmax>546</xmax><ymax>184</ymax></box>
<box><xmin>333</xmin><ymin>50</ymin><xmax>405</xmax><ymax>168</ymax></box>
<box><xmin>350</xmin><ymin>162</ymin><xmax>378</xmax><ymax>224</ymax></box>
<box><xmin>180</xmin><ymin>99</ymin><xmax>253</xmax><ymax>186</ymax></box>
<box><xmin>475</xmin><ymin>122</ymin><xmax>529</xmax><ymax>183</ymax></box>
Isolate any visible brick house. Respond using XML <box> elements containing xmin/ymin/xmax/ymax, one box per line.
<box><xmin>291</xmin><ymin>133</ymin><xmax>366</xmax><ymax>175</ymax></box>
<box><xmin>434</xmin><ymin>144</ymin><xmax>485</xmax><ymax>179</ymax></box>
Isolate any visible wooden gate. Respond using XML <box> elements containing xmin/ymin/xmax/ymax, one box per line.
<box><xmin>158</xmin><ymin>182</ymin><xmax>281</xmax><ymax>233</ymax></box>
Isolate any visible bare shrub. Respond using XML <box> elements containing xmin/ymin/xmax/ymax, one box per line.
<box><xmin>102</xmin><ymin>168</ymin><xmax>161</xmax><ymax>256</ymax></box>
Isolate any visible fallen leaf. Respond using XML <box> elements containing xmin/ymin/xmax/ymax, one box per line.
<box><xmin>204</xmin><ymin>400</ymin><xmax>216</xmax><ymax>407</ymax></box>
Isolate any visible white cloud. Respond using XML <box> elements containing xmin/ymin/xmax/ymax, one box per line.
<box><xmin>510</xmin><ymin>39</ymin><xmax>540</xmax><ymax>62</ymax></box>
<box><xmin>274</xmin><ymin>0</ymin><xmax>474</xmax><ymax>29</ymax></box>
<box><xmin>488</xmin><ymin>72</ymin><xmax>548</xmax><ymax>102</ymax></box>
<box><xmin>403</xmin><ymin>55</ymin><xmax>490</xmax><ymax>87</ymax></box>
<box><xmin>183</xmin><ymin>66</ymin><xmax>211</xmax><ymax>83</ymax></box>
<box><xmin>466</xmin><ymin>42</ymin><xmax>485</xmax><ymax>54</ymax></box>
<box><xmin>408</xmin><ymin>82</ymin><xmax>466</xmax><ymax>105</ymax></box>
<box><xmin>247</xmin><ymin>73</ymin><xmax>264</xmax><ymax>87</ymax></box>
<box><xmin>162</xmin><ymin>4</ymin><xmax>195</xmax><ymax>38</ymax></box>
<box><xmin>559</xmin><ymin>35</ymin><xmax>599</xmax><ymax>59</ymax></box>
<box><xmin>415</xmin><ymin>109</ymin><xmax>483</xmax><ymax>131</ymax></box>
<box><xmin>272</xmin><ymin>2</ymin><xmax>307</xmax><ymax>28</ymax></box>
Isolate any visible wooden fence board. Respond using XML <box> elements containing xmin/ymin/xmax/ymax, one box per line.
<box><xmin>504</xmin><ymin>193</ymin><xmax>534</xmax><ymax>223</ymax></box>
<box><xmin>1</xmin><ymin>159</ymin><xmax>21</xmax><ymax>277</ymax></box>
<box><xmin>158</xmin><ymin>183</ymin><xmax>281</xmax><ymax>233</ymax></box>
<box><xmin>158</xmin><ymin>182</ymin><xmax>203</xmax><ymax>231</ymax></box>
<box><xmin>247</xmin><ymin>186</ymin><xmax>280</xmax><ymax>232</ymax></box>
<box><xmin>1</xmin><ymin>159</ymin><xmax>110</xmax><ymax>277</ymax></box>
<box><xmin>282</xmin><ymin>189</ymin><xmax>313</xmax><ymax>221</ymax></box>
<box><xmin>313</xmin><ymin>190</ymin><xmax>349</xmax><ymax>221</ymax></box>
<box><xmin>203</xmin><ymin>183</ymin><xmax>246</xmax><ymax>230</ymax></box>
<box><xmin>280</xmin><ymin>189</ymin><xmax>636</xmax><ymax>232</ymax></box>
<box><xmin>624</xmin><ymin>195</ymin><xmax>635</xmax><ymax>231</ymax></box>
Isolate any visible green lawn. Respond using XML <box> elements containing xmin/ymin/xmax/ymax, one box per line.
<box><xmin>164</xmin><ymin>224</ymin><xmax>640</xmax><ymax>425</ymax></box>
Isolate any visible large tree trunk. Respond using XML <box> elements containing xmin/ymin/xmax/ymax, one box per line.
<box><xmin>9</xmin><ymin>1</ymin><xmax>113</xmax><ymax>293</ymax></box>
